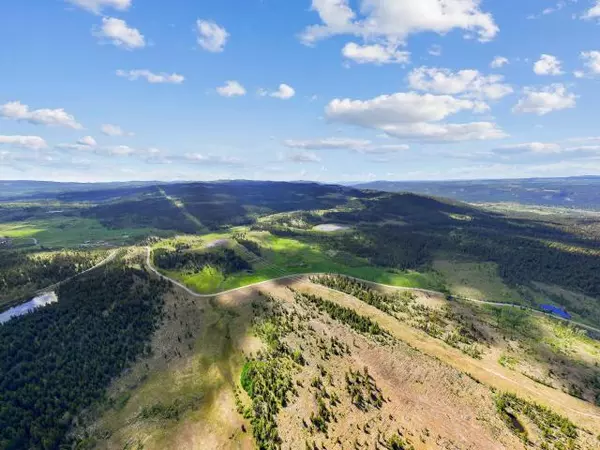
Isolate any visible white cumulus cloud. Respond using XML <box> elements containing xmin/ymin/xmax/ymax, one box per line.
<box><xmin>269</xmin><ymin>84</ymin><xmax>296</xmax><ymax>100</ymax></box>
<box><xmin>116</xmin><ymin>69</ymin><xmax>185</xmax><ymax>84</ymax></box>
<box><xmin>563</xmin><ymin>145</ymin><xmax>600</xmax><ymax>153</ymax></box>
<box><xmin>493</xmin><ymin>142</ymin><xmax>562</xmax><ymax>155</ymax></box>
<box><xmin>287</xmin><ymin>151</ymin><xmax>322</xmax><ymax>163</ymax></box>
<box><xmin>582</xmin><ymin>1</ymin><xmax>600</xmax><ymax>19</ymax></box>
<box><xmin>327</xmin><ymin>93</ymin><xmax>485</xmax><ymax>124</ymax></box>
<box><xmin>283</xmin><ymin>138</ymin><xmax>409</xmax><ymax>154</ymax></box>
<box><xmin>408</xmin><ymin>67</ymin><xmax>513</xmax><ymax>100</ymax></box>
<box><xmin>0</xmin><ymin>101</ymin><xmax>82</xmax><ymax>129</ymax></box>
<box><xmin>300</xmin><ymin>0</ymin><xmax>499</xmax><ymax>45</ymax></box>
<box><xmin>0</xmin><ymin>135</ymin><xmax>48</xmax><ymax>150</ymax></box>
<box><xmin>490</xmin><ymin>56</ymin><xmax>509</xmax><ymax>68</ymax></box>
<box><xmin>216</xmin><ymin>80</ymin><xmax>246</xmax><ymax>97</ymax></box>
<box><xmin>578</xmin><ymin>51</ymin><xmax>600</xmax><ymax>76</ymax></box>
<box><xmin>342</xmin><ymin>42</ymin><xmax>410</xmax><ymax>65</ymax></box>
<box><xmin>183</xmin><ymin>153</ymin><xmax>244</xmax><ymax>165</ymax></box>
<box><xmin>94</xmin><ymin>17</ymin><xmax>145</xmax><ymax>50</ymax></box>
<box><xmin>533</xmin><ymin>54</ymin><xmax>563</xmax><ymax>75</ymax></box>
<box><xmin>196</xmin><ymin>20</ymin><xmax>229</xmax><ymax>52</ymax></box>
<box><xmin>325</xmin><ymin>92</ymin><xmax>505</xmax><ymax>142</ymax></box>
<box><xmin>101</xmin><ymin>124</ymin><xmax>133</xmax><ymax>136</ymax></box>
<box><xmin>78</xmin><ymin>136</ymin><xmax>97</xmax><ymax>147</ymax></box>
<box><xmin>56</xmin><ymin>136</ymin><xmax>98</xmax><ymax>151</ymax></box>
<box><xmin>106</xmin><ymin>145</ymin><xmax>136</xmax><ymax>156</ymax></box>
<box><xmin>513</xmin><ymin>84</ymin><xmax>576</xmax><ymax>115</ymax></box>
<box><xmin>67</xmin><ymin>0</ymin><xmax>131</xmax><ymax>14</ymax></box>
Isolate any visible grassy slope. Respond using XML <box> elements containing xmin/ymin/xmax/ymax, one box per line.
<box><xmin>434</xmin><ymin>257</ymin><xmax>525</xmax><ymax>304</ymax></box>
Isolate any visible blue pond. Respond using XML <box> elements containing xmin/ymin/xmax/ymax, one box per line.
<box><xmin>540</xmin><ymin>304</ymin><xmax>571</xmax><ymax>320</ymax></box>
<box><xmin>0</xmin><ymin>292</ymin><xmax>58</xmax><ymax>324</ymax></box>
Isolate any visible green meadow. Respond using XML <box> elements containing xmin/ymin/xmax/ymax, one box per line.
<box><xmin>152</xmin><ymin>230</ymin><xmax>445</xmax><ymax>295</ymax></box>
<box><xmin>0</xmin><ymin>217</ymin><xmax>167</xmax><ymax>248</ymax></box>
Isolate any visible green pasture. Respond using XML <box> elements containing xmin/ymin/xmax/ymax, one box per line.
<box><xmin>0</xmin><ymin>217</ymin><xmax>164</xmax><ymax>248</ymax></box>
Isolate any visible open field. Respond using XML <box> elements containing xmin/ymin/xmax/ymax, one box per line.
<box><xmin>0</xmin><ymin>217</ymin><xmax>169</xmax><ymax>248</ymax></box>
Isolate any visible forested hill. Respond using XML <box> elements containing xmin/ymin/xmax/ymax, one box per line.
<box><xmin>57</xmin><ymin>181</ymin><xmax>370</xmax><ymax>233</ymax></box>
<box><xmin>7</xmin><ymin>176</ymin><xmax>600</xmax><ymax>210</ymax></box>
<box><xmin>354</xmin><ymin>176</ymin><xmax>600</xmax><ymax>210</ymax></box>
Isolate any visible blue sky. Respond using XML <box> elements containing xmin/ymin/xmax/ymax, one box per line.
<box><xmin>1</xmin><ymin>0</ymin><xmax>600</xmax><ymax>182</ymax></box>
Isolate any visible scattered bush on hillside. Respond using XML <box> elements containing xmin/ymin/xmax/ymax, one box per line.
<box><xmin>240</xmin><ymin>294</ymin><xmax>305</xmax><ymax>449</ymax></box>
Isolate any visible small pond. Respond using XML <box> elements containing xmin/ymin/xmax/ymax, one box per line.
<box><xmin>312</xmin><ymin>224</ymin><xmax>351</xmax><ymax>232</ymax></box>
<box><xmin>205</xmin><ymin>239</ymin><xmax>229</xmax><ymax>248</ymax></box>
<box><xmin>0</xmin><ymin>292</ymin><xmax>58</xmax><ymax>324</ymax></box>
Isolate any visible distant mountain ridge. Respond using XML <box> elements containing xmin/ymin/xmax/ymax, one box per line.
<box><xmin>353</xmin><ymin>176</ymin><xmax>600</xmax><ymax>210</ymax></box>
<box><xmin>0</xmin><ymin>180</ymin><xmax>163</xmax><ymax>200</ymax></box>
<box><xmin>4</xmin><ymin>176</ymin><xmax>600</xmax><ymax>210</ymax></box>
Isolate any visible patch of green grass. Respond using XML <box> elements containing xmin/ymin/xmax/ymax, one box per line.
<box><xmin>253</xmin><ymin>232</ymin><xmax>444</xmax><ymax>288</ymax></box>
<box><xmin>176</xmin><ymin>266</ymin><xmax>226</xmax><ymax>293</ymax></box>
<box><xmin>239</xmin><ymin>361</ymin><xmax>255</xmax><ymax>396</ymax></box>
<box><xmin>484</xmin><ymin>306</ymin><xmax>533</xmax><ymax>339</ymax></box>
<box><xmin>96</xmin><ymin>306</ymin><xmax>249</xmax><ymax>448</ymax></box>
<box><xmin>543</xmin><ymin>321</ymin><xmax>588</xmax><ymax>355</ymax></box>
<box><xmin>498</xmin><ymin>354</ymin><xmax>519</xmax><ymax>369</ymax></box>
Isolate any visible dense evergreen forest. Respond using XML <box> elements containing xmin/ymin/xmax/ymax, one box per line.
<box><xmin>0</xmin><ymin>264</ymin><xmax>169</xmax><ymax>449</ymax></box>
<box><xmin>84</xmin><ymin>194</ymin><xmax>199</xmax><ymax>234</ymax></box>
<box><xmin>0</xmin><ymin>250</ymin><xmax>107</xmax><ymax>310</ymax></box>
<box><xmin>79</xmin><ymin>182</ymin><xmax>371</xmax><ymax>232</ymax></box>
<box><xmin>161</xmin><ymin>182</ymin><xmax>367</xmax><ymax>230</ymax></box>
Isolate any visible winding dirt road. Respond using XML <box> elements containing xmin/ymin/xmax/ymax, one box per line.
<box><xmin>144</xmin><ymin>246</ymin><xmax>600</xmax><ymax>334</ymax></box>
<box><xmin>36</xmin><ymin>249</ymin><xmax>119</xmax><ymax>294</ymax></box>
